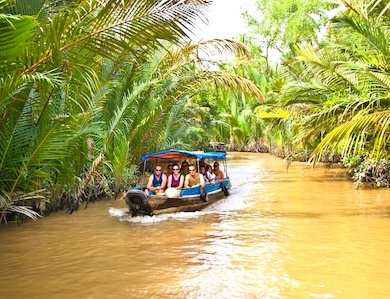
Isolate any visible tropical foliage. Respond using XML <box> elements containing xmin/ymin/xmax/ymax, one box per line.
<box><xmin>0</xmin><ymin>0</ymin><xmax>263</xmax><ymax>223</ymax></box>
<box><xmin>3</xmin><ymin>0</ymin><xmax>390</xmax><ymax>224</ymax></box>
<box><xmin>232</xmin><ymin>0</ymin><xmax>389</xmax><ymax>183</ymax></box>
<box><xmin>242</xmin><ymin>0</ymin><xmax>338</xmax><ymax>68</ymax></box>
<box><xmin>283</xmin><ymin>0</ymin><xmax>390</xmax><ymax>165</ymax></box>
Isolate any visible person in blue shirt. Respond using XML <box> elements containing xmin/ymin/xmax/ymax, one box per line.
<box><xmin>145</xmin><ymin>165</ymin><xmax>167</xmax><ymax>195</ymax></box>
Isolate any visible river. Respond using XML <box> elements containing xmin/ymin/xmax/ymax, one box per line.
<box><xmin>0</xmin><ymin>152</ymin><xmax>389</xmax><ymax>299</ymax></box>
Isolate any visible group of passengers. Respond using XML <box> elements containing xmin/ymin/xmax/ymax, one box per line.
<box><xmin>145</xmin><ymin>160</ymin><xmax>224</xmax><ymax>195</ymax></box>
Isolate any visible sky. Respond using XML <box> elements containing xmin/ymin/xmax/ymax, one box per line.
<box><xmin>191</xmin><ymin>0</ymin><xmax>256</xmax><ymax>41</ymax></box>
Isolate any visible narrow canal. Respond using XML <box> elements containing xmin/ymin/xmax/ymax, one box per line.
<box><xmin>1</xmin><ymin>152</ymin><xmax>389</xmax><ymax>299</ymax></box>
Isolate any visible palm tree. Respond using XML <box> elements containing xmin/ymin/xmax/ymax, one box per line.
<box><xmin>282</xmin><ymin>0</ymin><xmax>390</xmax><ymax>164</ymax></box>
<box><xmin>100</xmin><ymin>39</ymin><xmax>261</xmax><ymax>154</ymax></box>
<box><xmin>0</xmin><ymin>0</ymin><xmax>212</xmax><ymax>222</ymax></box>
<box><xmin>0</xmin><ymin>0</ymin><xmax>264</xmax><ymax>222</ymax></box>
<box><xmin>191</xmin><ymin>57</ymin><xmax>270</xmax><ymax>151</ymax></box>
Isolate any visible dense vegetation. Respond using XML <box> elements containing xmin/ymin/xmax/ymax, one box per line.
<box><xmin>0</xmin><ymin>0</ymin><xmax>263</xmax><ymax>223</ymax></box>
<box><xmin>238</xmin><ymin>0</ymin><xmax>390</xmax><ymax>187</ymax></box>
<box><xmin>1</xmin><ymin>0</ymin><xmax>389</xmax><ymax>223</ymax></box>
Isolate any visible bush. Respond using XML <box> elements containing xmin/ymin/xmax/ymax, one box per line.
<box><xmin>343</xmin><ymin>157</ymin><xmax>390</xmax><ymax>188</ymax></box>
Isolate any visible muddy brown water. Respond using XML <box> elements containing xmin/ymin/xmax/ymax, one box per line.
<box><xmin>1</xmin><ymin>153</ymin><xmax>389</xmax><ymax>299</ymax></box>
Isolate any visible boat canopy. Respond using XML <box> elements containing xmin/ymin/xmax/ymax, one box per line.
<box><xmin>141</xmin><ymin>149</ymin><xmax>226</xmax><ymax>162</ymax></box>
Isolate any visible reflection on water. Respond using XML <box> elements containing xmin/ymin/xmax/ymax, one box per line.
<box><xmin>176</xmin><ymin>213</ymin><xmax>287</xmax><ymax>299</ymax></box>
<box><xmin>1</xmin><ymin>153</ymin><xmax>389</xmax><ymax>299</ymax></box>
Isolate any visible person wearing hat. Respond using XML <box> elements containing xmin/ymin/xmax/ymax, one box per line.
<box><xmin>212</xmin><ymin>161</ymin><xmax>224</xmax><ymax>182</ymax></box>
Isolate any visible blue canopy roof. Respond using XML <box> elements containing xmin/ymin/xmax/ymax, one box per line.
<box><xmin>141</xmin><ymin>149</ymin><xmax>226</xmax><ymax>162</ymax></box>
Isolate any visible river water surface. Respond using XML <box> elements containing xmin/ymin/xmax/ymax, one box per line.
<box><xmin>1</xmin><ymin>153</ymin><xmax>389</xmax><ymax>299</ymax></box>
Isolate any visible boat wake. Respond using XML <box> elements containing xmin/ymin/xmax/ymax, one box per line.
<box><xmin>108</xmin><ymin>183</ymin><xmax>254</xmax><ymax>223</ymax></box>
<box><xmin>108</xmin><ymin>174</ymin><xmax>258</xmax><ymax>224</ymax></box>
<box><xmin>108</xmin><ymin>207</ymin><xmax>211</xmax><ymax>223</ymax></box>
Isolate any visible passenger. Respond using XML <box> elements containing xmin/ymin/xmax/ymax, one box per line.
<box><xmin>212</xmin><ymin>161</ymin><xmax>225</xmax><ymax>181</ymax></box>
<box><xmin>145</xmin><ymin>165</ymin><xmax>167</xmax><ymax>195</ymax></box>
<box><xmin>205</xmin><ymin>164</ymin><xmax>216</xmax><ymax>184</ymax></box>
<box><xmin>165</xmin><ymin>164</ymin><xmax>173</xmax><ymax>177</ymax></box>
<box><xmin>199</xmin><ymin>158</ymin><xmax>208</xmax><ymax>168</ymax></box>
<box><xmin>200</xmin><ymin>165</ymin><xmax>215</xmax><ymax>184</ymax></box>
<box><xmin>184</xmin><ymin>165</ymin><xmax>205</xmax><ymax>188</ymax></box>
<box><xmin>199</xmin><ymin>165</ymin><xmax>205</xmax><ymax>175</ymax></box>
<box><xmin>167</xmin><ymin>163</ymin><xmax>184</xmax><ymax>189</ymax></box>
<box><xmin>180</xmin><ymin>161</ymin><xmax>190</xmax><ymax>177</ymax></box>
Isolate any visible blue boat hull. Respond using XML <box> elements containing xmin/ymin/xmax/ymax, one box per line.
<box><xmin>179</xmin><ymin>178</ymin><xmax>231</xmax><ymax>197</ymax></box>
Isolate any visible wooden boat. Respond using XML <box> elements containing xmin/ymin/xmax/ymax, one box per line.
<box><xmin>126</xmin><ymin>149</ymin><xmax>231</xmax><ymax>216</ymax></box>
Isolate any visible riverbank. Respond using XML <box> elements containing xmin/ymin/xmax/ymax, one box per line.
<box><xmin>225</xmin><ymin>142</ymin><xmax>390</xmax><ymax>188</ymax></box>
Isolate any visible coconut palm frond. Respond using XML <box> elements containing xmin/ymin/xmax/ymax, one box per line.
<box><xmin>105</xmin><ymin>81</ymin><xmax>155</xmax><ymax>143</ymax></box>
<box><xmin>0</xmin><ymin>0</ymin><xmax>14</xmax><ymax>11</ymax></box>
<box><xmin>199</xmin><ymin>71</ymin><xmax>265</xmax><ymax>102</ymax></box>
<box><xmin>24</xmin><ymin>0</ymin><xmax>209</xmax><ymax>74</ymax></box>
<box><xmin>367</xmin><ymin>69</ymin><xmax>390</xmax><ymax>93</ymax></box>
<box><xmin>5</xmin><ymin>0</ymin><xmax>46</xmax><ymax>16</ymax></box>
<box><xmin>190</xmin><ymin>38</ymin><xmax>252</xmax><ymax>60</ymax></box>
<box><xmin>254</xmin><ymin>107</ymin><xmax>290</xmax><ymax>119</ymax></box>
<box><xmin>1</xmin><ymin>109</ymin><xmax>75</xmax><ymax>196</ymax></box>
<box><xmin>310</xmin><ymin>110</ymin><xmax>390</xmax><ymax>163</ymax></box>
<box><xmin>0</xmin><ymin>14</ymin><xmax>37</xmax><ymax>63</ymax></box>
<box><xmin>332</xmin><ymin>6</ymin><xmax>390</xmax><ymax>57</ymax></box>
<box><xmin>0</xmin><ymin>204</ymin><xmax>42</xmax><ymax>224</ymax></box>
<box><xmin>283</xmin><ymin>82</ymin><xmax>330</xmax><ymax>105</ymax></box>
<box><xmin>0</xmin><ymin>189</ymin><xmax>46</xmax><ymax>223</ymax></box>
<box><xmin>294</xmin><ymin>44</ymin><xmax>361</xmax><ymax>92</ymax></box>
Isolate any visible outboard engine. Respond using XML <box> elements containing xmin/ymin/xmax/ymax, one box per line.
<box><xmin>125</xmin><ymin>190</ymin><xmax>151</xmax><ymax>216</ymax></box>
